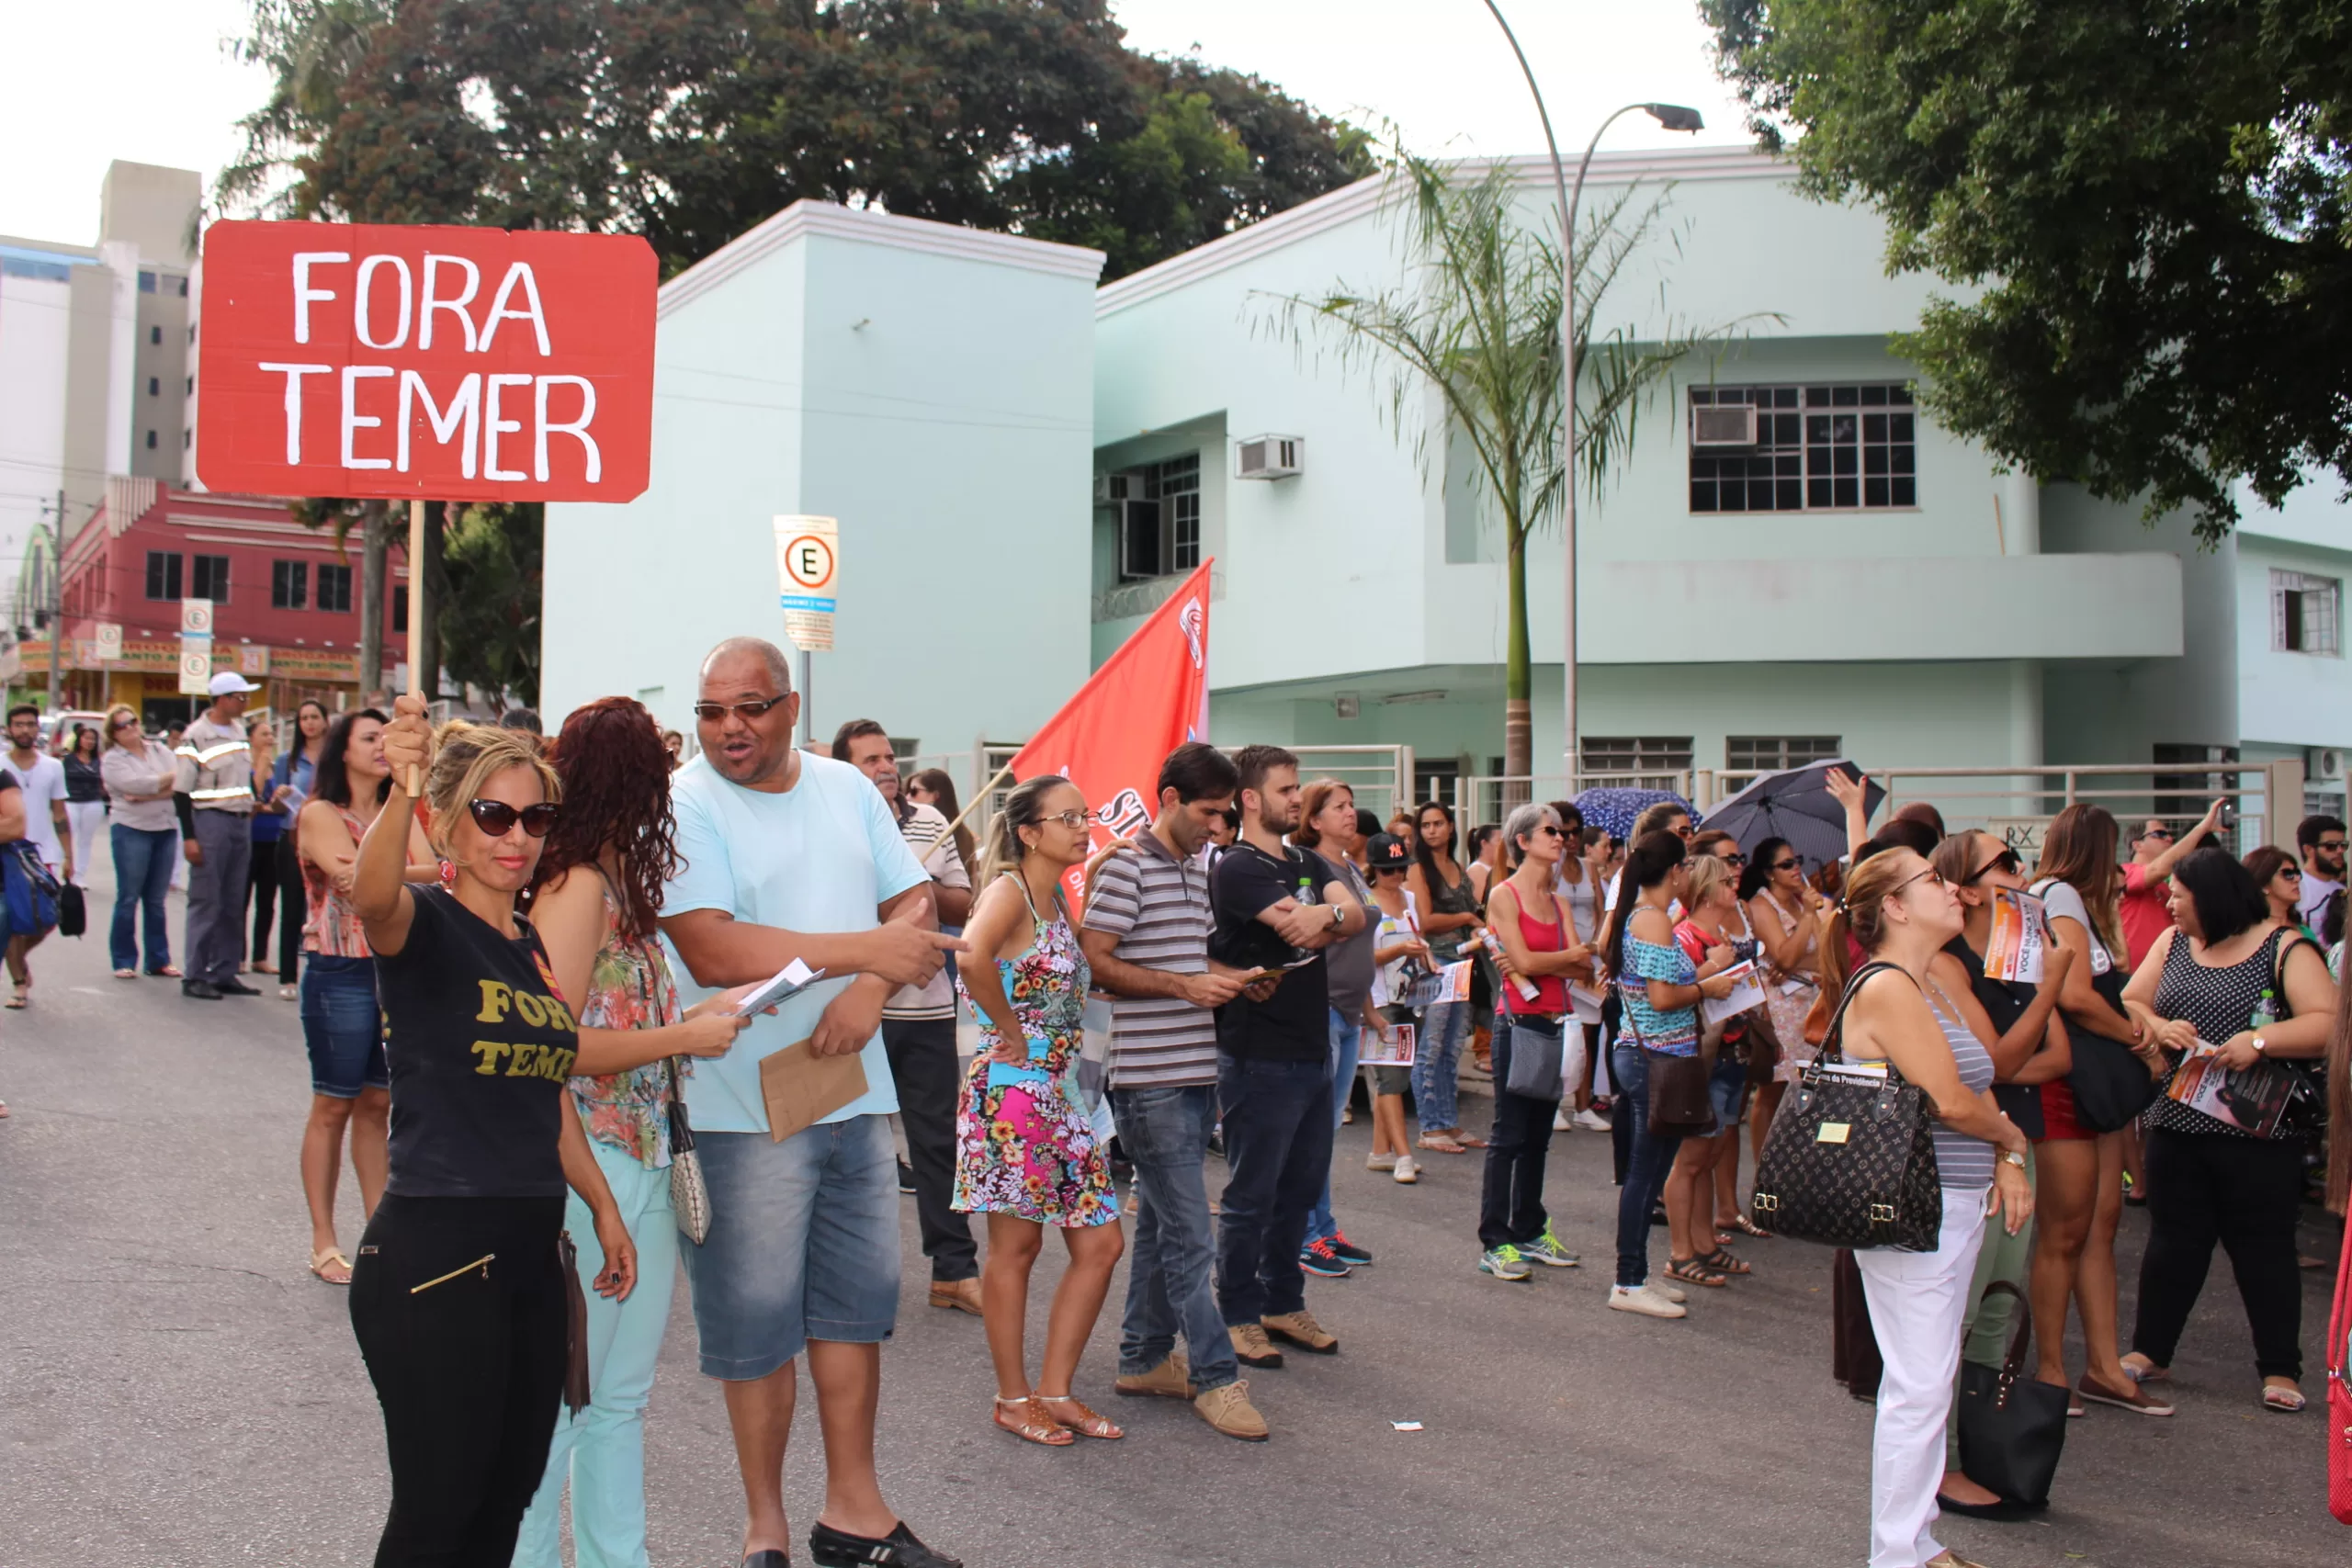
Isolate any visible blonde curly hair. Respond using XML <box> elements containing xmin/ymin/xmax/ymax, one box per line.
<box><xmin>422</xmin><ymin>720</ymin><xmax>561</xmax><ymax>860</ymax></box>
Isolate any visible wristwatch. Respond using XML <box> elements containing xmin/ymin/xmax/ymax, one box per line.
<box><xmin>2251</xmin><ymin>1035</ymin><xmax>2269</xmax><ymax>1056</ymax></box>
<box><xmin>1328</xmin><ymin>901</ymin><xmax>1345</xmax><ymax>931</ymax></box>
<box><xmin>2000</xmin><ymin>1150</ymin><xmax>2028</xmax><ymax>1169</ymax></box>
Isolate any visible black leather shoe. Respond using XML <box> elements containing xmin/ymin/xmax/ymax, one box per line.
<box><xmin>181</xmin><ymin>979</ymin><xmax>221</xmax><ymax>1000</ymax></box>
<box><xmin>1936</xmin><ymin>1491</ymin><xmax>2030</xmax><ymax>1521</ymax></box>
<box><xmin>215</xmin><ymin>976</ymin><xmax>261</xmax><ymax>996</ymax></box>
<box><xmin>741</xmin><ymin>1552</ymin><xmax>790</xmax><ymax>1568</ymax></box>
<box><xmin>808</xmin><ymin>1521</ymin><xmax>960</xmax><ymax>1568</ymax></box>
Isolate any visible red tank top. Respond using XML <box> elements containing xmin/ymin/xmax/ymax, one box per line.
<box><xmin>1503</xmin><ymin>890</ymin><xmax>1569</xmax><ymax>1016</ymax></box>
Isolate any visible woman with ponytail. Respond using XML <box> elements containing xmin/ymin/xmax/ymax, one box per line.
<box><xmin>1826</xmin><ymin>846</ymin><xmax>2033</xmax><ymax>1568</ymax></box>
<box><xmin>953</xmin><ymin>774</ymin><xmax>1124</xmax><ymax>1446</ymax></box>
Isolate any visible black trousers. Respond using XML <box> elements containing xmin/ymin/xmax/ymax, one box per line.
<box><xmin>277</xmin><ymin>832</ymin><xmax>306</xmax><ymax>981</ymax></box>
<box><xmin>247</xmin><ymin>838</ymin><xmax>279</xmax><ymax>964</ymax></box>
<box><xmin>2132</xmin><ymin>1126</ymin><xmax>2306</xmax><ymax>1382</ymax></box>
<box><xmin>1478</xmin><ymin>1019</ymin><xmax>1562</xmax><ymax>1249</ymax></box>
<box><xmin>350</xmin><ymin>1194</ymin><xmax>568</xmax><ymax>1567</ymax></box>
<box><xmin>883</xmin><ymin>1016</ymin><xmax>977</xmax><ymax>1281</ymax></box>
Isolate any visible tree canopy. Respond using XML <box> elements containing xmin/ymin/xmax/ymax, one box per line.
<box><xmin>1703</xmin><ymin>0</ymin><xmax>2352</xmax><ymax>538</ymax></box>
<box><xmin>225</xmin><ymin>0</ymin><xmax>1374</xmax><ymax>281</ymax></box>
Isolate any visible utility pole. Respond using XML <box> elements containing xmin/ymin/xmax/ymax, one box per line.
<box><xmin>45</xmin><ymin>488</ymin><xmax>64</xmax><ymax>714</ymax></box>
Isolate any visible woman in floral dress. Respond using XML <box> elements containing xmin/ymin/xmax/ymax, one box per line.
<box><xmin>954</xmin><ymin>773</ymin><xmax>1125</xmax><ymax>1447</ymax></box>
<box><xmin>514</xmin><ymin>698</ymin><xmax>756</xmax><ymax>1568</ymax></box>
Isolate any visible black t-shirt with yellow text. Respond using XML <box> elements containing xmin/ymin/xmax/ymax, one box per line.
<box><xmin>379</xmin><ymin>885</ymin><xmax>579</xmax><ymax>1198</ymax></box>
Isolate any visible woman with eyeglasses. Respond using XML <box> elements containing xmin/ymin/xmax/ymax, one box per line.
<box><xmin>954</xmin><ymin>774</ymin><xmax>1124</xmax><ymax>1446</ymax></box>
<box><xmin>2242</xmin><ymin>845</ymin><xmax>2313</xmax><ymax>939</ymax></box>
<box><xmin>1741</xmin><ymin>835</ymin><xmax>1824</xmax><ymax>1183</ymax></box>
<box><xmin>345</xmin><ymin>698</ymin><xmax>637</xmax><ymax>1564</ymax></box>
<box><xmin>268</xmin><ymin>698</ymin><xmax>332</xmax><ymax>998</ymax></box>
<box><xmin>1407</xmin><ymin>801</ymin><xmax>1482</xmax><ymax>1154</ymax></box>
<box><xmin>294</xmin><ymin>710</ymin><xmax>438</xmax><ymax>1286</ymax></box>
<box><xmin>1540</xmin><ymin>802</ymin><xmax>1607</xmax><ymax>1131</ymax></box>
<box><xmin>1926</xmin><ymin>830</ymin><xmax>2075</xmax><ymax>1515</ymax></box>
<box><xmin>1362</xmin><ymin>832</ymin><xmax>1430</xmax><ymax>1183</ymax></box>
<box><xmin>98</xmin><ymin>706</ymin><xmax>180</xmax><ymax>979</ymax></box>
<box><xmin>1821</xmin><ymin>847</ymin><xmax>2033</xmax><ymax>1568</ymax></box>
<box><xmin>2028</xmin><ymin>803</ymin><xmax>2174</xmax><ymax>1416</ymax></box>
<box><xmin>1672</xmin><ymin>840</ymin><xmax>1770</xmax><ymax>1274</ymax></box>
<box><xmin>514</xmin><ymin>698</ymin><xmax>756</xmax><ymax>1568</ymax></box>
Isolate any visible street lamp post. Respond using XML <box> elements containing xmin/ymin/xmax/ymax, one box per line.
<box><xmin>1477</xmin><ymin>4</ymin><xmax>1701</xmax><ymax>788</ymax></box>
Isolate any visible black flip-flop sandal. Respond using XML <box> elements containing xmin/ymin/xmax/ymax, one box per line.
<box><xmin>1695</xmin><ymin>1247</ymin><xmax>1751</xmax><ymax>1276</ymax></box>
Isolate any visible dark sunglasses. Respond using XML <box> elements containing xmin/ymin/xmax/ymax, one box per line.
<box><xmin>1770</xmin><ymin>857</ymin><xmax>1799</xmax><ymax>873</ymax></box>
<box><xmin>692</xmin><ymin>695</ymin><xmax>788</xmax><ymax>723</ymax></box>
<box><xmin>2139</xmin><ymin>827</ymin><xmax>2175</xmax><ymax>841</ymax></box>
<box><xmin>1964</xmin><ymin>847</ymin><xmax>2022</xmax><ymax>885</ymax></box>
<box><xmin>468</xmin><ymin>798</ymin><xmax>560</xmax><ymax>838</ymax></box>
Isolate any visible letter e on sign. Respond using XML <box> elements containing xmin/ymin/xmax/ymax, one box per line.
<box><xmin>774</xmin><ymin>514</ymin><xmax>839</xmax><ymax>653</ymax></box>
<box><xmin>196</xmin><ymin>221</ymin><xmax>655</xmax><ymax>503</ymax></box>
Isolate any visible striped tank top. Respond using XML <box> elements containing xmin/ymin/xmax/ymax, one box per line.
<box><xmin>1922</xmin><ymin>980</ymin><xmax>1996</xmax><ymax>1190</ymax></box>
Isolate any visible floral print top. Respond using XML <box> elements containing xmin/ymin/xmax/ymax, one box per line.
<box><xmin>300</xmin><ymin>805</ymin><xmax>374</xmax><ymax>957</ymax></box>
<box><xmin>1617</xmin><ymin>931</ymin><xmax>1701</xmax><ymax>1056</ymax></box>
<box><xmin>565</xmin><ymin>878</ymin><xmax>685</xmax><ymax>1168</ymax></box>
<box><xmin>959</xmin><ymin>886</ymin><xmax>1089</xmax><ymax>1083</ymax></box>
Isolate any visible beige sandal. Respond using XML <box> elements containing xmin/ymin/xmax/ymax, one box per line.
<box><xmin>308</xmin><ymin>1247</ymin><xmax>354</xmax><ymax>1285</ymax></box>
<box><xmin>1035</xmin><ymin>1393</ymin><xmax>1124</xmax><ymax>1439</ymax></box>
<box><xmin>992</xmin><ymin>1395</ymin><xmax>1073</xmax><ymax>1446</ymax></box>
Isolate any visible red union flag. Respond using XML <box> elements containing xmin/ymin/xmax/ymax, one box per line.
<box><xmin>1012</xmin><ymin>559</ymin><xmax>1214</xmax><ymax>903</ymax></box>
<box><xmin>196</xmin><ymin>220</ymin><xmax>657</xmax><ymax>502</ymax></box>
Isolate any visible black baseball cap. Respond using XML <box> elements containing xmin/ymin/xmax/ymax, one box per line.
<box><xmin>1365</xmin><ymin>833</ymin><xmax>1411</xmax><ymax>873</ymax></box>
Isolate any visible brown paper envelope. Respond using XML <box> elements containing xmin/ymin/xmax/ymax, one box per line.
<box><xmin>759</xmin><ymin>1037</ymin><xmax>871</xmax><ymax>1143</ymax></box>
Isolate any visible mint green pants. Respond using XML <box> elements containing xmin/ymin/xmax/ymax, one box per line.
<box><xmin>513</xmin><ymin>1139</ymin><xmax>679</xmax><ymax>1568</ymax></box>
<box><xmin>1947</xmin><ymin>1145</ymin><xmax>2035</xmax><ymax>1470</ymax></box>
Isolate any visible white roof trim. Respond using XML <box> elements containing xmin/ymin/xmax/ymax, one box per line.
<box><xmin>659</xmin><ymin>200</ymin><xmax>1106</xmax><ymax>320</ymax></box>
<box><xmin>1098</xmin><ymin>143</ymin><xmax>1791</xmax><ymax>319</ymax></box>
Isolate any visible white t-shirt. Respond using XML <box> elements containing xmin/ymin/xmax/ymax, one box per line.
<box><xmin>2033</xmin><ymin>878</ymin><xmax>2116</xmax><ymax>975</ymax></box>
<box><xmin>2298</xmin><ymin>872</ymin><xmax>2342</xmax><ymax>927</ymax></box>
<box><xmin>3</xmin><ymin>752</ymin><xmax>66</xmax><ymax>870</ymax></box>
<box><xmin>662</xmin><ymin>753</ymin><xmax>929</xmax><ymax>1134</ymax></box>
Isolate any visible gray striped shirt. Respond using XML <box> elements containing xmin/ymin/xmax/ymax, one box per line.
<box><xmin>1081</xmin><ymin>832</ymin><xmax>1217</xmax><ymax>1089</ymax></box>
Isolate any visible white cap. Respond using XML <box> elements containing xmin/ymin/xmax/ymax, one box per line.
<box><xmin>208</xmin><ymin>671</ymin><xmax>259</xmax><ymax>697</ymax></box>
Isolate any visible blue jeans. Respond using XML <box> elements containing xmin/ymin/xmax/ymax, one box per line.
<box><xmin>108</xmin><ymin>823</ymin><xmax>175</xmax><ymax>972</ymax></box>
<box><xmin>1612</xmin><ymin>1043</ymin><xmax>1686</xmax><ymax>1288</ymax></box>
<box><xmin>1215</xmin><ymin>1055</ymin><xmax>1333</xmax><ymax>1324</ymax></box>
<box><xmin>1413</xmin><ymin>998</ymin><xmax>1468</xmax><ymax>1134</ymax></box>
<box><xmin>514</xmin><ymin>1138</ymin><xmax>680</xmax><ymax>1568</ymax></box>
<box><xmin>1306</xmin><ymin>1007</ymin><xmax>1361</xmax><ymax>1246</ymax></box>
<box><xmin>1111</xmin><ymin>1083</ymin><xmax>1239</xmax><ymax>1393</ymax></box>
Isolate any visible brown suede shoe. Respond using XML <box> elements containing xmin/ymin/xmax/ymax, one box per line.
<box><xmin>928</xmin><ymin>1277</ymin><xmax>983</xmax><ymax>1316</ymax></box>
<box><xmin>1114</xmin><ymin>1352</ymin><xmax>1193</xmax><ymax>1400</ymax></box>
<box><xmin>1194</xmin><ymin>1380</ymin><xmax>1270</xmax><ymax>1441</ymax></box>
<box><xmin>1261</xmin><ymin>1310</ymin><xmax>1338</xmax><ymax>1355</ymax></box>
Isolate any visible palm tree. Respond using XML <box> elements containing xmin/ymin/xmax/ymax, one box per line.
<box><xmin>1265</xmin><ymin>148</ymin><xmax>1747</xmax><ymax>783</ymax></box>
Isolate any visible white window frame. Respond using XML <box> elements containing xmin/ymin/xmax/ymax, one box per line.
<box><xmin>2271</xmin><ymin>569</ymin><xmax>2341</xmax><ymax>657</ymax></box>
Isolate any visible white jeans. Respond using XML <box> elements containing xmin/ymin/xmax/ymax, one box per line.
<box><xmin>1853</xmin><ymin>1186</ymin><xmax>1990</xmax><ymax>1568</ymax></box>
<box><xmin>64</xmin><ymin>801</ymin><xmax>105</xmax><ymax>886</ymax></box>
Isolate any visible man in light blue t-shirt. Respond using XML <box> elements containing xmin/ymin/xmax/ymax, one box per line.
<box><xmin>661</xmin><ymin>637</ymin><xmax>965</xmax><ymax>1568</ymax></box>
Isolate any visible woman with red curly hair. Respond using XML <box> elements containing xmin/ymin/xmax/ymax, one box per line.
<box><xmin>514</xmin><ymin>697</ymin><xmax>759</xmax><ymax>1568</ymax></box>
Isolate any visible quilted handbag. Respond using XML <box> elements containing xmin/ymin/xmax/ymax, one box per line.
<box><xmin>2330</xmin><ymin>1201</ymin><xmax>2352</xmax><ymax>1525</ymax></box>
<box><xmin>664</xmin><ymin>1056</ymin><xmax>713</xmax><ymax>1246</ymax></box>
<box><xmin>1956</xmin><ymin>1280</ymin><xmax>2070</xmax><ymax>1506</ymax></box>
<box><xmin>1748</xmin><ymin>961</ymin><xmax>1943</xmax><ymax>1252</ymax></box>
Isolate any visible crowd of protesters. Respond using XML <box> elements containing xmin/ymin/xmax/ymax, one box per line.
<box><xmin>7</xmin><ymin>660</ymin><xmax>2348</xmax><ymax>1568</ymax></box>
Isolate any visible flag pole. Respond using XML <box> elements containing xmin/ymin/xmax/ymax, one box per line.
<box><xmin>942</xmin><ymin>760</ymin><xmax>1017</xmax><ymax>839</ymax></box>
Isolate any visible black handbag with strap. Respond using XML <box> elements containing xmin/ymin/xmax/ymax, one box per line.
<box><xmin>1955</xmin><ymin>1280</ymin><xmax>2070</xmax><ymax>1506</ymax></box>
<box><xmin>1748</xmin><ymin>961</ymin><xmax>1944</xmax><ymax>1252</ymax></box>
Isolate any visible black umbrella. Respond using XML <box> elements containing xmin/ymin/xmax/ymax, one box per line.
<box><xmin>1702</xmin><ymin>760</ymin><xmax>1884</xmax><ymax>874</ymax></box>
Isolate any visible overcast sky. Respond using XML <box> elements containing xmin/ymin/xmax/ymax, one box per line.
<box><xmin>0</xmin><ymin>0</ymin><xmax>1752</xmax><ymax>243</ymax></box>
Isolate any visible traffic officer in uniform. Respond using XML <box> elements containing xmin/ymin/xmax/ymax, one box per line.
<box><xmin>175</xmin><ymin>671</ymin><xmax>261</xmax><ymax>1000</ymax></box>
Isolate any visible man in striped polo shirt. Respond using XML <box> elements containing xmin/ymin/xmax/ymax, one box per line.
<box><xmin>1079</xmin><ymin>742</ymin><xmax>1269</xmax><ymax>1441</ymax></box>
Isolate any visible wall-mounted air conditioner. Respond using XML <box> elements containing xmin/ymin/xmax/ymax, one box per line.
<box><xmin>1690</xmin><ymin>404</ymin><xmax>1758</xmax><ymax>447</ymax></box>
<box><xmin>2312</xmin><ymin>746</ymin><xmax>2346</xmax><ymax>782</ymax></box>
<box><xmin>1236</xmin><ymin>434</ymin><xmax>1304</xmax><ymax>479</ymax></box>
<box><xmin>1093</xmin><ymin>471</ymin><xmax>1136</xmax><ymax>505</ymax></box>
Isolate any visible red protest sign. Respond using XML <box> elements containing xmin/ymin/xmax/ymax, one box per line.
<box><xmin>196</xmin><ymin>221</ymin><xmax>656</xmax><ymax>502</ymax></box>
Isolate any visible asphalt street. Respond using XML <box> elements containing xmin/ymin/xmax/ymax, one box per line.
<box><xmin>1</xmin><ymin>864</ymin><xmax>2339</xmax><ymax>1567</ymax></box>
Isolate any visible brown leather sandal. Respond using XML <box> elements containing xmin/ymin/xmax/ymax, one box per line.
<box><xmin>1035</xmin><ymin>1393</ymin><xmax>1125</xmax><ymax>1439</ymax></box>
<box><xmin>992</xmin><ymin>1396</ymin><xmax>1073</xmax><ymax>1446</ymax></box>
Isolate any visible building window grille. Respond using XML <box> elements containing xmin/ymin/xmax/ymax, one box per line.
<box><xmin>272</xmin><ymin>559</ymin><xmax>309</xmax><ymax>610</ymax></box>
<box><xmin>2271</xmin><ymin>570</ymin><xmax>2341</xmax><ymax>656</ymax></box>
<box><xmin>1580</xmin><ymin>737</ymin><xmax>1694</xmax><ymax>788</ymax></box>
<box><xmin>1108</xmin><ymin>452</ymin><xmax>1204</xmax><ymax>581</ymax></box>
<box><xmin>317</xmin><ymin>563</ymin><xmax>352</xmax><ymax>613</ymax></box>
<box><xmin>1726</xmin><ymin>736</ymin><xmax>1842</xmax><ymax>773</ymax></box>
<box><xmin>191</xmin><ymin>555</ymin><xmax>230</xmax><ymax>603</ymax></box>
<box><xmin>1690</xmin><ymin>384</ymin><xmax>1917</xmax><ymax>513</ymax></box>
<box><xmin>143</xmin><ymin>551</ymin><xmax>181</xmax><ymax>601</ymax></box>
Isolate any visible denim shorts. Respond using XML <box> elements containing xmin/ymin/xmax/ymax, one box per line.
<box><xmin>680</xmin><ymin>1113</ymin><xmax>900</xmax><ymax>1380</ymax></box>
<box><xmin>300</xmin><ymin>953</ymin><xmax>387</xmax><ymax>1099</ymax></box>
<box><xmin>1706</xmin><ymin>1052</ymin><xmax>1748</xmax><ymax>1136</ymax></box>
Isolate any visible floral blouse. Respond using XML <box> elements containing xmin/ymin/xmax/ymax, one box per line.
<box><xmin>566</xmin><ymin>881</ymin><xmax>685</xmax><ymax>1168</ymax></box>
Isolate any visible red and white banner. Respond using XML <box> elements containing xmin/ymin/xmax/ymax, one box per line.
<box><xmin>1012</xmin><ymin>559</ymin><xmax>1213</xmax><ymax>901</ymax></box>
<box><xmin>196</xmin><ymin>220</ymin><xmax>657</xmax><ymax>502</ymax></box>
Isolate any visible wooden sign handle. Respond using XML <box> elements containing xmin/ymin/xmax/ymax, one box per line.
<box><xmin>404</xmin><ymin>498</ymin><xmax>425</xmax><ymax>797</ymax></box>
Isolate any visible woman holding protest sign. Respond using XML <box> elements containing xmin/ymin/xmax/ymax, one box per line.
<box><xmin>2118</xmin><ymin>848</ymin><xmax>2338</xmax><ymax>1413</ymax></box>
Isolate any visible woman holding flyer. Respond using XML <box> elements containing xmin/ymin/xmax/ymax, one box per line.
<box><xmin>1407</xmin><ymin>801</ymin><xmax>1482</xmax><ymax>1153</ymax></box>
<box><xmin>513</xmin><ymin>697</ymin><xmax>757</xmax><ymax>1568</ymax></box>
<box><xmin>1742</xmin><ymin>836</ymin><xmax>1824</xmax><ymax>1170</ymax></box>
<box><xmin>1475</xmin><ymin>804</ymin><xmax>1589</xmax><ymax>1282</ymax></box>
<box><xmin>2119</xmin><ymin>848</ymin><xmax>2338</xmax><ymax>1413</ymax></box>
<box><xmin>1662</xmin><ymin>853</ymin><xmax>1762</xmax><ymax>1287</ymax></box>
<box><xmin>1362</xmin><ymin>832</ymin><xmax>1430</xmax><ymax>1183</ymax></box>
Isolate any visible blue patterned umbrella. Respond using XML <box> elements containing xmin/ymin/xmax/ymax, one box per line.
<box><xmin>1573</xmin><ymin>785</ymin><xmax>1695</xmax><ymax>842</ymax></box>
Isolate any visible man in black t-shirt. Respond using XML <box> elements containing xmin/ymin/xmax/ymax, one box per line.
<box><xmin>1209</xmin><ymin>745</ymin><xmax>1363</xmax><ymax>1370</ymax></box>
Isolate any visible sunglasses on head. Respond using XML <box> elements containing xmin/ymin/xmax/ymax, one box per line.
<box><xmin>1964</xmin><ymin>846</ymin><xmax>2022</xmax><ymax>885</ymax></box>
<box><xmin>468</xmin><ymin>798</ymin><xmax>560</xmax><ymax>838</ymax></box>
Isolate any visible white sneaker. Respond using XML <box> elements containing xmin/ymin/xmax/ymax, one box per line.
<box><xmin>1645</xmin><ymin>1280</ymin><xmax>1688</xmax><ymax>1304</ymax></box>
<box><xmin>1366</xmin><ymin>1152</ymin><xmax>1397</xmax><ymax>1172</ymax></box>
<box><xmin>1573</xmin><ymin>1107</ymin><xmax>1612</xmax><ymax>1132</ymax></box>
<box><xmin>1392</xmin><ymin>1154</ymin><xmax>1419</xmax><ymax>1185</ymax></box>
<box><xmin>1608</xmin><ymin>1283</ymin><xmax>1686</xmax><ymax>1319</ymax></box>
<box><xmin>1553</xmin><ymin>1108</ymin><xmax>1574</xmax><ymax>1132</ymax></box>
